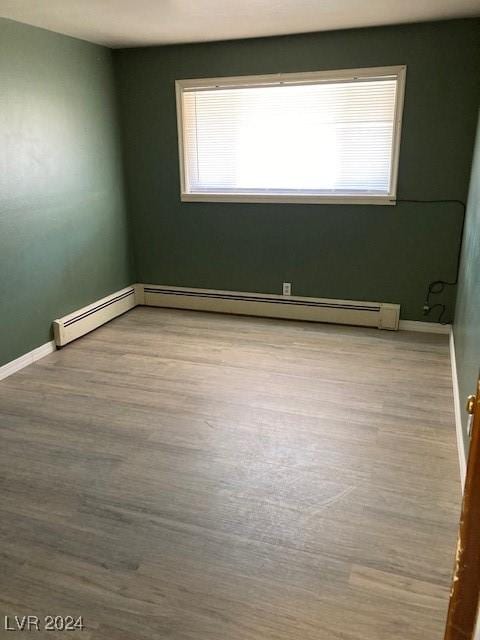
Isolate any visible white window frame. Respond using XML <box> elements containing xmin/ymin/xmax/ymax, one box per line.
<box><xmin>175</xmin><ymin>65</ymin><xmax>406</xmax><ymax>206</ymax></box>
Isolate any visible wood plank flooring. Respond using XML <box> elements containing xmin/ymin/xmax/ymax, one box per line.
<box><xmin>0</xmin><ymin>307</ymin><xmax>461</xmax><ymax>639</ymax></box>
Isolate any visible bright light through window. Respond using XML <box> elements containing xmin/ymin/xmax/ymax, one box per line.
<box><xmin>176</xmin><ymin>66</ymin><xmax>406</xmax><ymax>204</ymax></box>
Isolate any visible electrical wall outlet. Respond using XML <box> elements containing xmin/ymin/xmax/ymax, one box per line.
<box><xmin>283</xmin><ymin>282</ymin><xmax>292</xmax><ymax>296</ymax></box>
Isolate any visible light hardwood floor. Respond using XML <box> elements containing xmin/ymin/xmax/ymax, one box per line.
<box><xmin>0</xmin><ymin>307</ymin><xmax>461</xmax><ymax>639</ymax></box>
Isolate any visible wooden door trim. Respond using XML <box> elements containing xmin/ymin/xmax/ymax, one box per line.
<box><xmin>444</xmin><ymin>377</ymin><xmax>480</xmax><ymax>640</ymax></box>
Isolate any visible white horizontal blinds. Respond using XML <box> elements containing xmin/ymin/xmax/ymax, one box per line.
<box><xmin>181</xmin><ymin>76</ymin><xmax>398</xmax><ymax>196</ymax></box>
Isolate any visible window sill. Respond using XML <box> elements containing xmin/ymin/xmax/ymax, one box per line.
<box><xmin>180</xmin><ymin>193</ymin><xmax>396</xmax><ymax>206</ymax></box>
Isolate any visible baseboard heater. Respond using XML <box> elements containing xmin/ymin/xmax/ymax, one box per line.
<box><xmin>140</xmin><ymin>285</ymin><xmax>400</xmax><ymax>330</ymax></box>
<box><xmin>52</xmin><ymin>284</ymin><xmax>399</xmax><ymax>347</ymax></box>
<box><xmin>53</xmin><ymin>286</ymin><xmax>137</xmax><ymax>346</ymax></box>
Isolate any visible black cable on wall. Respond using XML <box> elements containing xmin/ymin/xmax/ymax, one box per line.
<box><xmin>395</xmin><ymin>198</ymin><xmax>467</xmax><ymax>324</ymax></box>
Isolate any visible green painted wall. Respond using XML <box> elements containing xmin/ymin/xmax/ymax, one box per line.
<box><xmin>2</xmin><ymin>18</ymin><xmax>479</xmax><ymax>369</ymax></box>
<box><xmin>115</xmin><ymin>19</ymin><xmax>480</xmax><ymax>321</ymax></box>
<box><xmin>454</xmin><ymin>110</ymin><xmax>480</xmax><ymax>455</ymax></box>
<box><xmin>0</xmin><ymin>19</ymin><xmax>133</xmax><ymax>366</ymax></box>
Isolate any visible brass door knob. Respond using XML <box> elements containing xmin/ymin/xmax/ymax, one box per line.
<box><xmin>466</xmin><ymin>395</ymin><xmax>476</xmax><ymax>415</ymax></box>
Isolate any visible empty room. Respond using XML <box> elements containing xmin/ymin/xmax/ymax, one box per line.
<box><xmin>1</xmin><ymin>1</ymin><xmax>480</xmax><ymax>638</ymax></box>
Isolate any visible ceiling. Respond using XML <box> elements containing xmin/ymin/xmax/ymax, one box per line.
<box><xmin>1</xmin><ymin>0</ymin><xmax>480</xmax><ymax>48</ymax></box>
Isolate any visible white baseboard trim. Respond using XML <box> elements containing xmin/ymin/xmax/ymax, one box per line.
<box><xmin>449</xmin><ymin>328</ymin><xmax>467</xmax><ymax>489</ymax></box>
<box><xmin>0</xmin><ymin>340</ymin><xmax>56</xmax><ymax>382</ymax></box>
<box><xmin>398</xmin><ymin>320</ymin><xmax>451</xmax><ymax>334</ymax></box>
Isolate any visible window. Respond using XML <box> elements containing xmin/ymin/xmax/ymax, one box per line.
<box><xmin>176</xmin><ymin>66</ymin><xmax>406</xmax><ymax>205</ymax></box>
